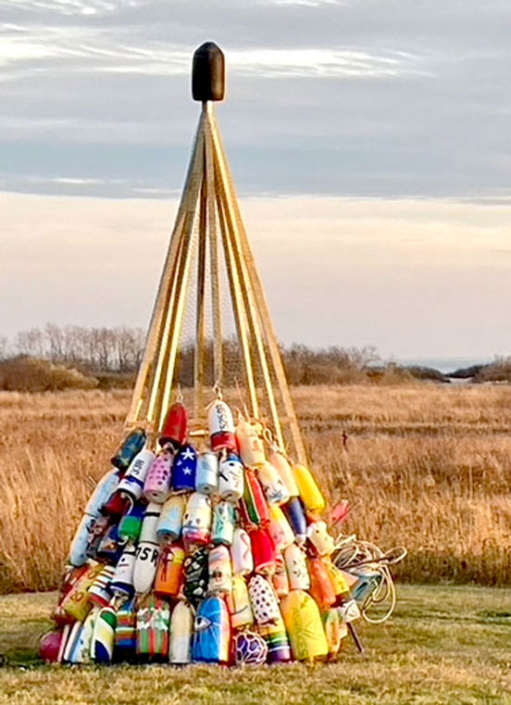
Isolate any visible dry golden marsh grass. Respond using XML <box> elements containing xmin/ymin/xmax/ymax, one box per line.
<box><xmin>1</xmin><ymin>384</ymin><xmax>511</xmax><ymax>592</ymax></box>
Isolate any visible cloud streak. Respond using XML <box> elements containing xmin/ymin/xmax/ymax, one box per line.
<box><xmin>0</xmin><ymin>21</ymin><xmax>424</xmax><ymax>80</ymax></box>
<box><xmin>0</xmin><ymin>1</ymin><xmax>509</xmax><ymax>203</ymax></box>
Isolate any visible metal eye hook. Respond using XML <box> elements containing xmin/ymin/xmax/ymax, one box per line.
<box><xmin>262</xmin><ymin>426</ymin><xmax>274</xmax><ymax>446</ymax></box>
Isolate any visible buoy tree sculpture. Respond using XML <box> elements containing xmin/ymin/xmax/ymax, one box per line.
<box><xmin>41</xmin><ymin>42</ymin><xmax>402</xmax><ymax>667</ymax></box>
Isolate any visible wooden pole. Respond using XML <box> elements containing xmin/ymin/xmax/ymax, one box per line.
<box><xmin>156</xmin><ymin>121</ymin><xmax>206</xmax><ymax>432</ymax></box>
<box><xmin>214</xmin><ymin>161</ymin><xmax>259</xmax><ymax>419</ymax></box>
<box><xmin>144</xmin><ymin>114</ymin><xmax>205</xmax><ymax>431</ymax></box>
<box><xmin>194</xmin><ymin>147</ymin><xmax>208</xmax><ymax>419</ymax></box>
<box><xmin>125</xmin><ymin>113</ymin><xmax>204</xmax><ymax>430</ymax></box>
<box><xmin>204</xmin><ymin>107</ymin><xmax>223</xmax><ymax>386</ymax></box>
<box><xmin>208</xmin><ymin>115</ymin><xmax>284</xmax><ymax>447</ymax></box>
<box><xmin>209</xmin><ymin>111</ymin><xmax>306</xmax><ymax>461</ymax></box>
<box><xmin>144</xmin><ymin>228</ymin><xmax>185</xmax><ymax>431</ymax></box>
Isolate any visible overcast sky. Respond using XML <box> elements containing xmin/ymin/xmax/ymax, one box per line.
<box><xmin>2</xmin><ymin>0</ymin><xmax>510</xmax><ymax>360</ymax></box>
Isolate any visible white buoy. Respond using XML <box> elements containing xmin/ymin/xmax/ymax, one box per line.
<box><xmin>169</xmin><ymin>601</ymin><xmax>193</xmax><ymax>664</ymax></box>
<box><xmin>117</xmin><ymin>449</ymin><xmax>156</xmax><ymax>502</ymax></box>
<box><xmin>196</xmin><ymin>452</ymin><xmax>219</xmax><ymax>495</ymax></box>
<box><xmin>133</xmin><ymin>503</ymin><xmax>161</xmax><ymax>594</ymax></box>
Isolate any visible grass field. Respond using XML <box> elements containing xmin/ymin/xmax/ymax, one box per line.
<box><xmin>1</xmin><ymin>584</ymin><xmax>511</xmax><ymax>704</ymax></box>
<box><xmin>2</xmin><ymin>384</ymin><xmax>511</xmax><ymax>591</ymax></box>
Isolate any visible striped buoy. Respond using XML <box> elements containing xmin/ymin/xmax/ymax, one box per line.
<box><xmin>91</xmin><ymin>605</ymin><xmax>117</xmax><ymax>663</ymax></box>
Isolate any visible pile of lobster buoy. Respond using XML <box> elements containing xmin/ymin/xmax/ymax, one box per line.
<box><xmin>41</xmin><ymin>398</ymin><xmax>368</xmax><ymax>666</ymax></box>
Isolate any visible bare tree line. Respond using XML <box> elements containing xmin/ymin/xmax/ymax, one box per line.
<box><xmin>0</xmin><ymin>324</ymin><xmax>381</xmax><ymax>384</ymax></box>
<box><xmin>0</xmin><ymin>324</ymin><xmax>146</xmax><ymax>372</ymax></box>
<box><xmin>1</xmin><ymin>326</ymin><xmax>505</xmax><ymax>388</ymax></box>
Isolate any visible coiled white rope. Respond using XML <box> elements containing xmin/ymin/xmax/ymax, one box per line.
<box><xmin>332</xmin><ymin>534</ymin><xmax>407</xmax><ymax>624</ymax></box>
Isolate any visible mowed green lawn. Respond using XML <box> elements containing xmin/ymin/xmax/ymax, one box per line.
<box><xmin>1</xmin><ymin>585</ymin><xmax>511</xmax><ymax>705</ymax></box>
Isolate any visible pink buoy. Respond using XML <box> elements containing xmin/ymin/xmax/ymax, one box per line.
<box><xmin>143</xmin><ymin>450</ymin><xmax>173</xmax><ymax>504</ymax></box>
<box><xmin>39</xmin><ymin>631</ymin><xmax>63</xmax><ymax>663</ymax></box>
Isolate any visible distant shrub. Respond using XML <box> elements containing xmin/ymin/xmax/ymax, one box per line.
<box><xmin>476</xmin><ymin>358</ymin><xmax>511</xmax><ymax>383</ymax></box>
<box><xmin>404</xmin><ymin>366</ymin><xmax>449</xmax><ymax>383</ymax></box>
<box><xmin>449</xmin><ymin>364</ymin><xmax>488</xmax><ymax>379</ymax></box>
<box><xmin>367</xmin><ymin>364</ymin><xmax>414</xmax><ymax>384</ymax></box>
<box><xmin>284</xmin><ymin>345</ymin><xmax>379</xmax><ymax>386</ymax></box>
<box><xmin>0</xmin><ymin>356</ymin><xmax>98</xmax><ymax>392</ymax></box>
<box><xmin>95</xmin><ymin>371</ymin><xmax>137</xmax><ymax>390</ymax></box>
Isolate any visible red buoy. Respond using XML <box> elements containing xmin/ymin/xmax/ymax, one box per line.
<box><xmin>160</xmin><ymin>402</ymin><xmax>188</xmax><ymax>450</ymax></box>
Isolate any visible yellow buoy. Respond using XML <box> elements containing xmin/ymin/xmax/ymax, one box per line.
<box><xmin>323</xmin><ymin>558</ymin><xmax>352</xmax><ymax>599</ymax></box>
<box><xmin>323</xmin><ymin>608</ymin><xmax>347</xmax><ymax>656</ymax></box>
<box><xmin>292</xmin><ymin>463</ymin><xmax>325</xmax><ymax>512</ymax></box>
<box><xmin>281</xmin><ymin>590</ymin><xmax>328</xmax><ymax>661</ymax></box>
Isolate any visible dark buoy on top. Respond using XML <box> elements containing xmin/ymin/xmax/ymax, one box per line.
<box><xmin>192</xmin><ymin>42</ymin><xmax>225</xmax><ymax>102</ymax></box>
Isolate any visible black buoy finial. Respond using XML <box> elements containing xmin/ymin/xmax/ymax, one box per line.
<box><xmin>192</xmin><ymin>41</ymin><xmax>225</xmax><ymax>102</ymax></box>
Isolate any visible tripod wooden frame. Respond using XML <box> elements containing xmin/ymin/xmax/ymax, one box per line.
<box><xmin>125</xmin><ymin>100</ymin><xmax>306</xmax><ymax>465</ymax></box>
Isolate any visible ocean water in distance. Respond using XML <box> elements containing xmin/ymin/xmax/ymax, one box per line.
<box><xmin>390</xmin><ymin>357</ymin><xmax>493</xmax><ymax>374</ymax></box>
